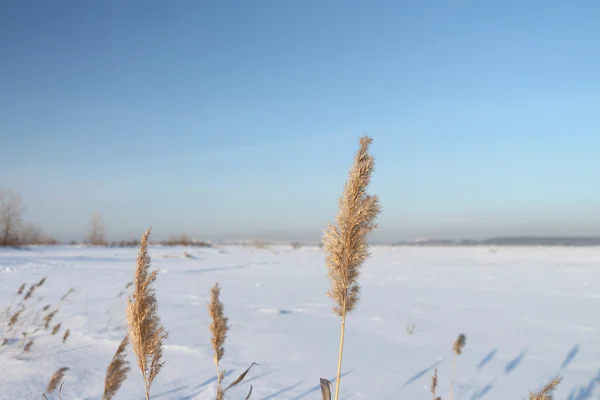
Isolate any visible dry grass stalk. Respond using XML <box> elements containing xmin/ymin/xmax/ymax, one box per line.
<box><xmin>321</xmin><ymin>136</ymin><xmax>380</xmax><ymax>400</ymax></box>
<box><xmin>17</xmin><ymin>283</ymin><xmax>26</xmax><ymax>295</ymax></box>
<box><xmin>44</xmin><ymin>309</ymin><xmax>58</xmax><ymax>330</ymax></box>
<box><xmin>8</xmin><ymin>308</ymin><xmax>23</xmax><ymax>328</ymax></box>
<box><xmin>208</xmin><ymin>282</ymin><xmax>229</xmax><ymax>398</ymax></box>
<box><xmin>431</xmin><ymin>368</ymin><xmax>441</xmax><ymax>400</ymax></box>
<box><xmin>52</xmin><ymin>323</ymin><xmax>62</xmax><ymax>335</ymax></box>
<box><xmin>528</xmin><ymin>377</ymin><xmax>562</xmax><ymax>400</ymax></box>
<box><xmin>46</xmin><ymin>367</ymin><xmax>69</xmax><ymax>394</ymax></box>
<box><xmin>406</xmin><ymin>321</ymin><xmax>417</xmax><ymax>335</ymax></box>
<box><xmin>207</xmin><ymin>282</ymin><xmax>256</xmax><ymax>400</ymax></box>
<box><xmin>126</xmin><ymin>228</ymin><xmax>167</xmax><ymax>400</ymax></box>
<box><xmin>23</xmin><ymin>285</ymin><xmax>36</xmax><ymax>300</ymax></box>
<box><xmin>59</xmin><ymin>288</ymin><xmax>76</xmax><ymax>303</ymax></box>
<box><xmin>36</xmin><ymin>276</ymin><xmax>47</xmax><ymax>288</ymax></box>
<box><xmin>449</xmin><ymin>334</ymin><xmax>466</xmax><ymax>400</ymax></box>
<box><xmin>24</xmin><ymin>339</ymin><xmax>34</xmax><ymax>352</ymax></box>
<box><xmin>103</xmin><ymin>335</ymin><xmax>131</xmax><ymax>400</ymax></box>
<box><xmin>5</xmin><ymin>283</ymin><xmax>27</xmax><ymax>318</ymax></box>
<box><xmin>62</xmin><ymin>329</ymin><xmax>70</xmax><ymax>344</ymax></box>
<box><xmin>43</xmin><ymin>304</ymin><xmax>51</xmax><ymax>311</ymax></box>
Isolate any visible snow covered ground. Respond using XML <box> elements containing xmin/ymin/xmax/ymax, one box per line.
<box><xmin>1</xmin><ymin>245</ymin><xmax>600</xmax><ymax>400</ymax></box>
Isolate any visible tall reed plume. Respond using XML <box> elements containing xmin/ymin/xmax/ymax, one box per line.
<box><xmin>208</xmin><ymin>282</ymin><xmax>255</xmax><ymax>400</ymax></box>
<box><xmin>528</xmin><ymin>377</ymin><xmax>562</xmax><ymax>400</ymax></box>
<box><xmin>208</xmin><ymin>282</ymin><xmax>228</xmax><ymax>399</ymax></box>
<box><xmin>126</xmin><ymin>228</ymin><xmax>167</xmax><ymax>400</ymax></box>
<box><xmin>103</xmin><ymin>335</ymin><xmax>131</xmax><ymax>400</ymax></box>
<box><xmin>321</xmin><ymin>136</ymin><xmax>380</xmax><ymax>400</ymax></box>
<box><xmin>449</xmin><ymin>333</ymin><xmax>466</xmax><ymax>400</ymax></box>
<box><xmin>45</xmin><ymin>366</ymin><xmax>69</xmax><ymax>398</ymax></box>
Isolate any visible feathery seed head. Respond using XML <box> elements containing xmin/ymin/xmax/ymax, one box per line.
<box><xmin>431</xmin><ymin>368</ymin><xmax>438</xmax><ymax>397</ymax></box>
<box><xmin>103</xmin><ymin>335</ymin><xmax>131</xmax><ymax>400</ymax></box>
<box><xmin>44</xmin><ymin>309</ymin><xmax>58</xmax><ymax>330</ymax></box>
<box><xmin>51</xmin><ymin>323</ymin><xmax>62</xmax><ymax>335</ymax></box>
<box><xmin>46</xmin><ymin>367</ymin><xmax>69</xmax><ymax>394</ymax></box>
<box><xmin>36</xmin><ymin>276</ymin><xmax>47</xmax><ymax>288</ymax></box>
<box><xmin>8</xmin><ymin>309</ymin><xmax>23</xmax><ymax>328</ymax></box>
<box><xmin>323</xmin><ymin>136</ymin><xmax>381</xmax><ymax>316</ymax></box>
<box><xmin>529</xmin><ymin>377</ymin><xmax>562</xmax><ymax>400</ymax></box>
<box><xmin>23</xmin><ymin>285</ymin><xmax>36</xmax><ymax>300</ymax></box>
<box><xmin>208</xmin><ymin>282</ymin><xmax>229</xmax><ymax>365</ymax></box>
<box><xmin>62</xmin><ymin>329</ymin><xmax>70</xmax><ymax>344</ymax></box>
<box><xmin>126</xmin><ymin>228</ymin><xmax>167</xmax><ymax>395</ymax></box>
<box><xmin>17</xmin><ymin>283</ymin><xmax>26</xmax><ymax>295</ymax></box>
<box><xmin>453</xmin><ymin>334</ymin><xmax>466</xmax><ymax>355</ymax></box>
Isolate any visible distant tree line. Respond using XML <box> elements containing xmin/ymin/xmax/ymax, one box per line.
<box><xmin>0</xmin><ymin>189</ymin><xmax>58</xmax><ymax>246</ymax></box>
<box><xmin>0</xmin><ymin>188</ymin><xmax>212</xmax><ymax>248</ymax></box>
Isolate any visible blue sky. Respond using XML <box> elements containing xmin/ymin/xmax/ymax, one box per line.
<box><xmin>1</xmin><ymin>0</ymin><xmax>599</xmax><ymax>242</ymax></box>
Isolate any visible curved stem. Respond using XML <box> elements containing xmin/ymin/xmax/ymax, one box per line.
<box><xmin>334</xmin><ymin>313</ymin><xmax>346</xmax><ymax>400</ymax></box>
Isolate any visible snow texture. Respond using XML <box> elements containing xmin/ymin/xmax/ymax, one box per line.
<box><xmin>1</xmin><ymin>245</ymin><xmax>599</xmax><ymax>399</ymax></box>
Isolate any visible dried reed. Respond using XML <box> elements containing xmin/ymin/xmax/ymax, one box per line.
<box><xmin>62</xmin><ymin>329</ymin><xmax>70</xmax><ymax>344</ymax></box>
<box><xmin>431</xmin><ymin>368</ymin><xmax>440</xmax><ymax>400</ymax></box>
<box><xmin>126</xmin><ymin>228</ymin><xmax>167</xmax><ymax>400</ymax></box>
<box><xmin>208</xmin><ymin>282</ymin><xmax>228</xmax><ymax>399</ymax></box>
<box><xmin>207</xmin><ymin>282</ymin><xmax>256</xmax><ymax>400</ymax></box>
<box><xmin>529</xmin><ymin>377</ymin><xmax>562</xmax><ymax>400</ymax></box>
<box><xmin>449</xmin><ymin>334</ymin><xmax>466</xmax><ymax>400</ymax></box>
<box><xmin>51</xmin><ymin>323</ymin><xmax>62</xmax><ymax>335</ymax></box>
<box><xmin>46</xmin><ymin>367</ymin><xmax>69</xmax><ymax>395</ymax></box>
<box><xmin>103</xmin><ymin>335</ymin><xmax>131</xmax><ymax>400</ymax></box>
<box><xmin>321</xmin><ymin>136</ymin><xmax>380</xmax><ymax>400</ymax></box>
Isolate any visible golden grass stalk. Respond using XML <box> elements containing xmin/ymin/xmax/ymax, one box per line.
<box><xmin>8</xmin><ymin>308</ymin><xmax>23</xmax><ymax>328</ymax></box>
<box><xmin>62</xmin><ymin>329</ymin><xmax>70</xmax><ymax>344</ymax></box>
<box><xmin>5</xmin><ymin>282</ymin><xmax>27</xmax><ymax>318</ymax></box>
<box><xmin>36</xmin><ymin>276</ymin><xmax>47</xmax><ymax>288</ymax></box>
<box><xmin>24</xmin><ymin>339</ymin><xmax>34</xmax><ymax>353</ymax></box>
<box><xmin>17</xmin><ymin>283</ymin><xmax>26</xmax><ymax>295</ymax></box>
<box><xmin>44</xmin><ymin>309</ymin><xmax>58</xmax><ymax>330</ymax></box>
<box><xmin>51</xmin><ymin>323</ymin><xmax>62</xmax><ymax>335</ymax></box>
<box><xmin>59</xmin><ymin>288</ymin><xmax>76</xmax><ymax>303</ymax></box>
<box><xmin>449</xmin><ymin>334</ymin><xmax>466</xmax><ymax>400</ymax></box>
<box><xmin>23</xmin><ymin>285</ymin><xmax>36</xmax><ymax>301</ymax></box>
<box><xmin>126</xmin><ymin>228</ymin><xmax>167</xmax><ymax>400</ymax></box>
<box><xmin>207</xmin><ymin>282</ymin><xmax>256</xmax><ymax>400</ymax></box>
<box><xmin>103</xmin><ymin>335</ymin><xmax>131</xmax><ymax>400</ymax></box>
<box><xmin>321</xmin><ymin>136</ymin><xmax>380</xmax><ymax>400</ymax></box>
<box><xmin>431</xmin><ymin>368</ymin><xmax>439</xmax><ymax>400</ymax></box>
<box><xmin>208</xmin><ymin>282</ymin><xmax>228</xmax><ymax>399</ymax></box>
<box><xmin>528</xmin><ymin>377</ymin><xmax>562</xmax><ymax>400</ymax></box>
<box><xmin>46</xmin><ymin>367</ymin><xmax>69</xmax><ymax>394</ymax></box>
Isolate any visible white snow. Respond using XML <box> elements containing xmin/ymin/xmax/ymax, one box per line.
<box><xmin>1</xmin><ymin>245</ymin><xmax>600</xmax><ymax>399</ymax></box>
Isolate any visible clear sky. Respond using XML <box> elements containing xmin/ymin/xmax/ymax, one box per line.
<box><xmin>1</xmin><ymin>0</ymin><xmax>599</xmax><ymax>243</ymax></box>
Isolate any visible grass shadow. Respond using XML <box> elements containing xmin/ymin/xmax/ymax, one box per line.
<box><xmin>403</xmin><ymin>359</ymin><xmax>442</xmax><ymax>386</ymax></box>
<box><xmin>561</xmin><ymin>344</ymin><xmax>580</xmax><ymax>370</ymax></box>
<box><xmin>504</xmin><ymin>349</ymin><xmax>527</xmax><ymax>375</ymax></box>
<box><xmin>568</xmin><ymin>369</ymin><xmax>600</xmax><ymax>400</ymax></box>
<box><xmin>477</xmin><ymin>348</ymin><xmax>498</xmax><ymax>370</ymax></box>
<box><xmin>170</xmin><ymin>369</ymin><xmax>237</xmax><ymax>400</ymax></box>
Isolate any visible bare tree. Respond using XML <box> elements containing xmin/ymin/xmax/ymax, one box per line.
<box><xmin>19</xmin><ymin>223</ymin><xmax>42</xmax><ymax>245</ymax></box>
<box><xmin>0</xmin><ymin>189</ymin><xmax>25</xmax><ymax>246</ymax></box>
<box><xmin>87</xmin><ymin>213</ymin><xmax>106</xmax><ymax>245</ymax></box>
